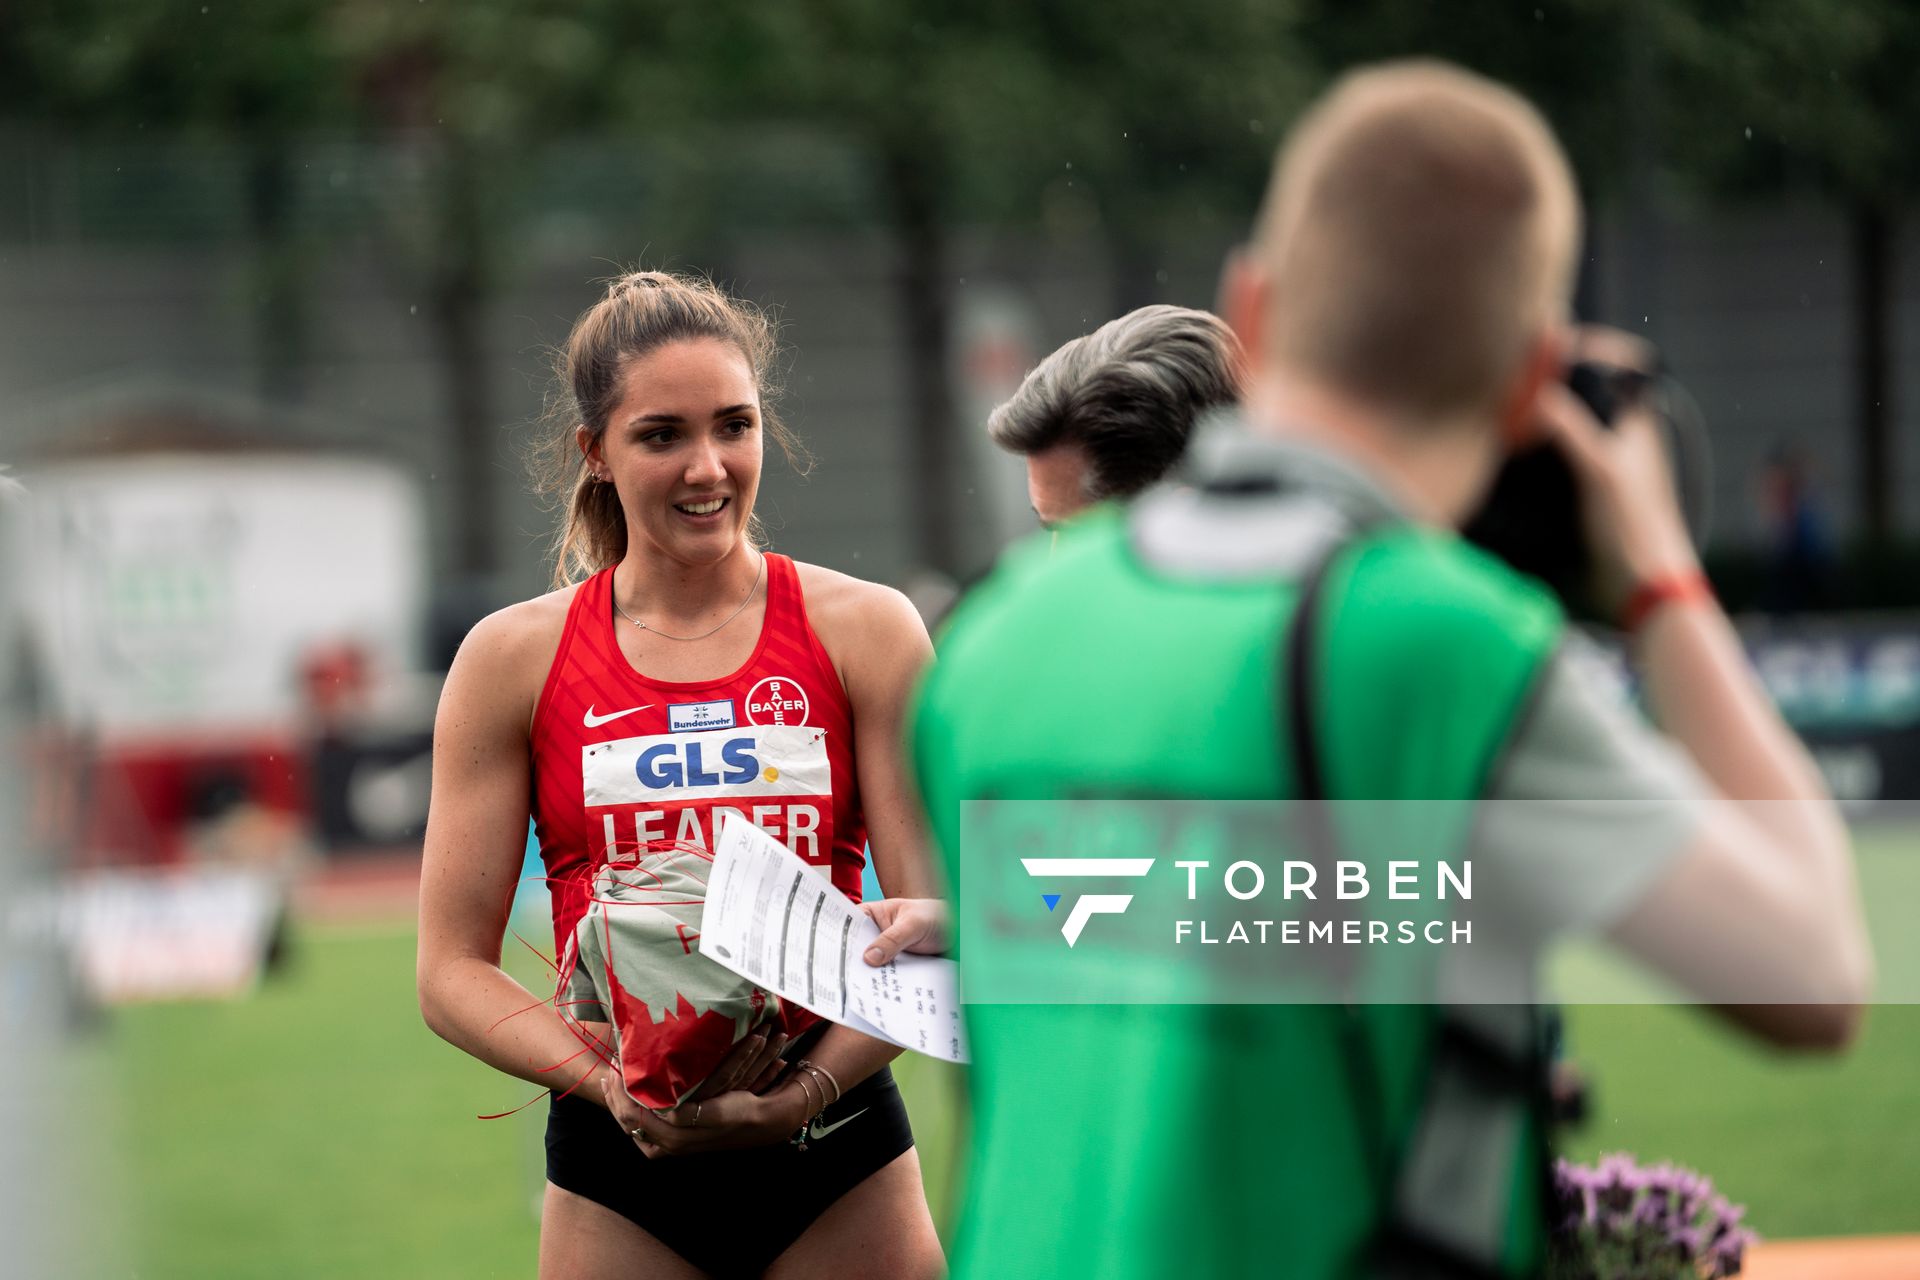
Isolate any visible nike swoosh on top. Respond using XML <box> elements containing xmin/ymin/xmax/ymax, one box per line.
<box><xmin>807</xmin><ymin>1108</ymin><xmax>870</xmax><ymax>1141</ymax></box>
<box><xmin>583</xmin><ymin>704</ymin><xmax>652</xmax><ymax>728</ymax></box>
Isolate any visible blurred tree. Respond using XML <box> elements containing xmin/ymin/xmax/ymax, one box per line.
<box><xmin>324</xmin><ymin>0</ymin><xmax>641</xmax><ymax>584</ymax></box>
<box><xmin>1295</xmin><ymin>0</ymin><xmax>1919</xmax><ymax>554</ymax></box>
<box><xmin>1641</xmin><ymin>0</ymin><xmax>1920</xmax><ymax>554</ymax></box>
<box><xmin>1294</xmin><ymin>1</ymin><xmax>1640</xmax><ymax>205</ymax></box>
<box><xmin>0</xmin><ymin>0</ymin><xmax>346</xmax><ymax>404</ymax></box>
<box><xmin>0</xmin><ymin>0</ymin><xmax>649</xmax><ymax>582</ymax></box>
<box><xmin>0</xmin><ymin>1</ymin><xmax>1321</xmax><ymax>578</ymax></box>
<box><xmin>980</xmin><ymin>2</ymin><xmax>1314</xmax><ymax>321</ymax></box>
<box><xmin>11</xmin><ymin>0</ymin><xmax>1908</xmax><ymax>577</ymax></box>
<box><xmin>626</xmin><ymin>0</ymin><xmax>1314</xmax><ymax>574</ymax></box>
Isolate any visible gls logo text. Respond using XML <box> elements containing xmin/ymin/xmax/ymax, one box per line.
<box><xmin>1021</xmin><ymin>858</ymin><xmax>1156</xmax><ymax>946</ymax></box>
<box><xmin>637</xmin><ymin>738</ymin><xmax>757</xmax><ymax>790</ymax></box>
<box><xmin>582</xmin><ymin>725</ymin><xmax>830</xmax><ymax>808</ymax></box>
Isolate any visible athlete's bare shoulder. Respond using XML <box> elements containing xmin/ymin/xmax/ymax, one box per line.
<box><xmin>443</xmin><ymin>581</ymin><xmax>585</xmax><ymax>726</ymax></box>
<box><xmin>791</xmin><ymin>560</ymin><xmax>929</xmax><ymax>684</ymax></box>
<box><xmin>462</xmin><ymin>582</ymin><xmax>578</xmax><ymax>662</ymax></box>
<box><xmin>792</xmin><ymin>561</ymin><xmax>921</xmax><ymax>640</ymax></box>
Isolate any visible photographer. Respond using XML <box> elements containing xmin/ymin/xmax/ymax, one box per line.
<box><xmin>905</xmin><ymin>61</ymin><xmax>1870</xmax><ymax>1278</ymax></box>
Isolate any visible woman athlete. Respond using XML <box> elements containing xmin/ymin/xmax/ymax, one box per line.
<box><xmin>417</xmin><ymin>271</ymin><xmax>945</xmax><ymax>1279</ymax></box>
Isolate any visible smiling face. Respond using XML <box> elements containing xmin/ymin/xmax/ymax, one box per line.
<box><xmin>581</xmin><ymin>337</ymin><xmax>764</xmax><ymax>568</ymax></box>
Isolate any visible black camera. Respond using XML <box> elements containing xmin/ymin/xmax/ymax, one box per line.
<box><xmin>1461</xmin><ymin>358</ymin><xmax>1710</xmax><ymax>623</ymax></box>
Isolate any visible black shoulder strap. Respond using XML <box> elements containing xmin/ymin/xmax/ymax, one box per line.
<box><xmin>1282</xmin><ymin>544</ymin><xmax>1550</xmax><ymax>1280</ymax></box>
<box><xmin>1284</xmin><ymin>544</ymin><xmax>1344</xmax><ymax>802</ymax></box>
<box><xmin>1281</xmin><ymin>537</ymin><xmax>1392</xmax><ymax>1187</ymax></box>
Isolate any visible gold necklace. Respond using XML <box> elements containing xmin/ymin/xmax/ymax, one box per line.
<box><xmin>613</xmin><ymin>553</ymin><xmax>764</xmax><ymax>642</ymax></box>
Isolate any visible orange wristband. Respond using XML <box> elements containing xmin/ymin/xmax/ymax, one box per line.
<box><xmin>1621</xmin><ymin>571</ymin><xmax>1713</xmax><ymax>633</ymax></box>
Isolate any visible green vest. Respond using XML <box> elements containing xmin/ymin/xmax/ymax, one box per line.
<box><xmin>914</xmin><ymin>465</ymin><xmax>1564</xmax><ymax>1279</ymax></box>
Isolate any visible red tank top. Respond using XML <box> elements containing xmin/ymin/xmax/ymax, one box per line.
<box><xmin>529</xmin><ymin>553</ymin><xmax>867</xmax><ymax>962</ymax></box>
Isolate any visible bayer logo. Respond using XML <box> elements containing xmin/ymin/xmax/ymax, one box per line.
<box><xmin>746</xmin><ymin>676</ymin><xmax>810</xmax><ymax>726</ymax></box>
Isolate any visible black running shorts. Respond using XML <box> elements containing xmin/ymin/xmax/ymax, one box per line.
<box><xmin>544</xmin><ymin>1064</ymin><xmax>915</xmax><ymax>1278</ymax></box>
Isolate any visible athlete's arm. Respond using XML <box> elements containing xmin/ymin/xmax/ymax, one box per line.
<box><xmin>849</xmin><ymin>586</ymin><xmax>941</xmax><ymax>899</ymax></box>
<box><xmin>801</xmin><ymin>566</ymin><xmax>942</xmax><ymax>899</ymax></box>
<box><xmin>416</xmin><ymin>602</ymin><xmax>618</xmax><ymax>1105</ymax></box>
<box><xmin>798</xmin><ymin>582</ymin><xmax>943</xmax><ymax>1106</ymax></box>
<box><xmin>1535</xmin><ymin>381</ymin><xmax>1871</xmax><ymax>1046</ymax></box>
<box><xmin>790</xmin><ymin>569</ymin><xmax>942</xmax><ymax>1093</ymax></box>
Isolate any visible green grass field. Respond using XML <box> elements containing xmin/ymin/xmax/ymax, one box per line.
<box><xmin>1558</xmin><ymin>825</ymin><xmax>1920</xmax><ymax>1238</ymax></box>
<box><xmin>86</xmin><ymin>920</ymin><xmax>966</xmax><ymax>1279</ymax></box>
<box><xmin>83</xmin><ymin>833</ymin><xmax>1917</xmax><ymax>1276</ymax></box>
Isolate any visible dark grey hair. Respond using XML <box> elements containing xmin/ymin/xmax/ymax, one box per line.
<box><xmin>987</xmin><ymin>304</ymin><xmax>1244</xmax><ymax>501</ymax></box>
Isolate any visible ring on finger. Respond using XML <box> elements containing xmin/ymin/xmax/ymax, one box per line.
<box><xmin>629</xmin><ymin>1125</ymin><xmax>647</xmax><ymax>1140</ymax></box>
<box><xmin>692</xmin><ymin>1102</ymin><xmax>703</xmax><ymax>1128</ymax></box>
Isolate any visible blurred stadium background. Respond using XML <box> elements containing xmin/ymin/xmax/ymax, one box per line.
<box><xmin>3</xmin><ymin>1</ymin><xmax>1919</xmax><ymax>1275</ymax></box>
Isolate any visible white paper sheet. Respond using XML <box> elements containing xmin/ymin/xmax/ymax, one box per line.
<box><xmin>701</xmin><ymin>813</ymin><xmax>969</xmax><ymax>1063</ymax></box>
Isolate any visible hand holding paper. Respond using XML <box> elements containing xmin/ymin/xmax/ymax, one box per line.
<box><xmin>861</xmin><ymin>897</ymin><xmax>951</xmax><ymax>966</ymax></box>
<box><xmin>700</xmin><ymin>813</ymin><xmax>969</xmax><ymax>1064</ymax></box>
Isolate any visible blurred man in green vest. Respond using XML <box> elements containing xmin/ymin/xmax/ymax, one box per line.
<box><xmin>896</xmin><ymin>59</ymin><xmax>1870</xmax><ymax>1279</ymax></box>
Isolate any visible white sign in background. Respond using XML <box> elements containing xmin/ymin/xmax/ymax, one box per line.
<box><xmin>15</xmin><ymin>454</ymin><xmax>425</xmax><ymax>735</ymax></box>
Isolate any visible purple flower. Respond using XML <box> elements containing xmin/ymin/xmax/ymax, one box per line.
<box><xmin>1707</xmin><ymin>1232</ymin><xmax>1753</xmax><ymax>1279</ymax></box>
<box><xmin>1548</xmin><ymin>1154</ymin><xmax>1756</xmax><ymax>1279</ymax></box>
<box><xmin>1592</xmin><ymin>1153</ymin><xmax>1645</xmax><ymax>1218</ymax></box>
<box><xmin>1552</xmin><ymin>1158</ymin><xmax>1600</xmax><ymax>1233</ymax></box>
<box><xmin>1635</xmin><ymin>1179</ymin><xmax>1680</xmax><ymax>1233</ymax></box>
